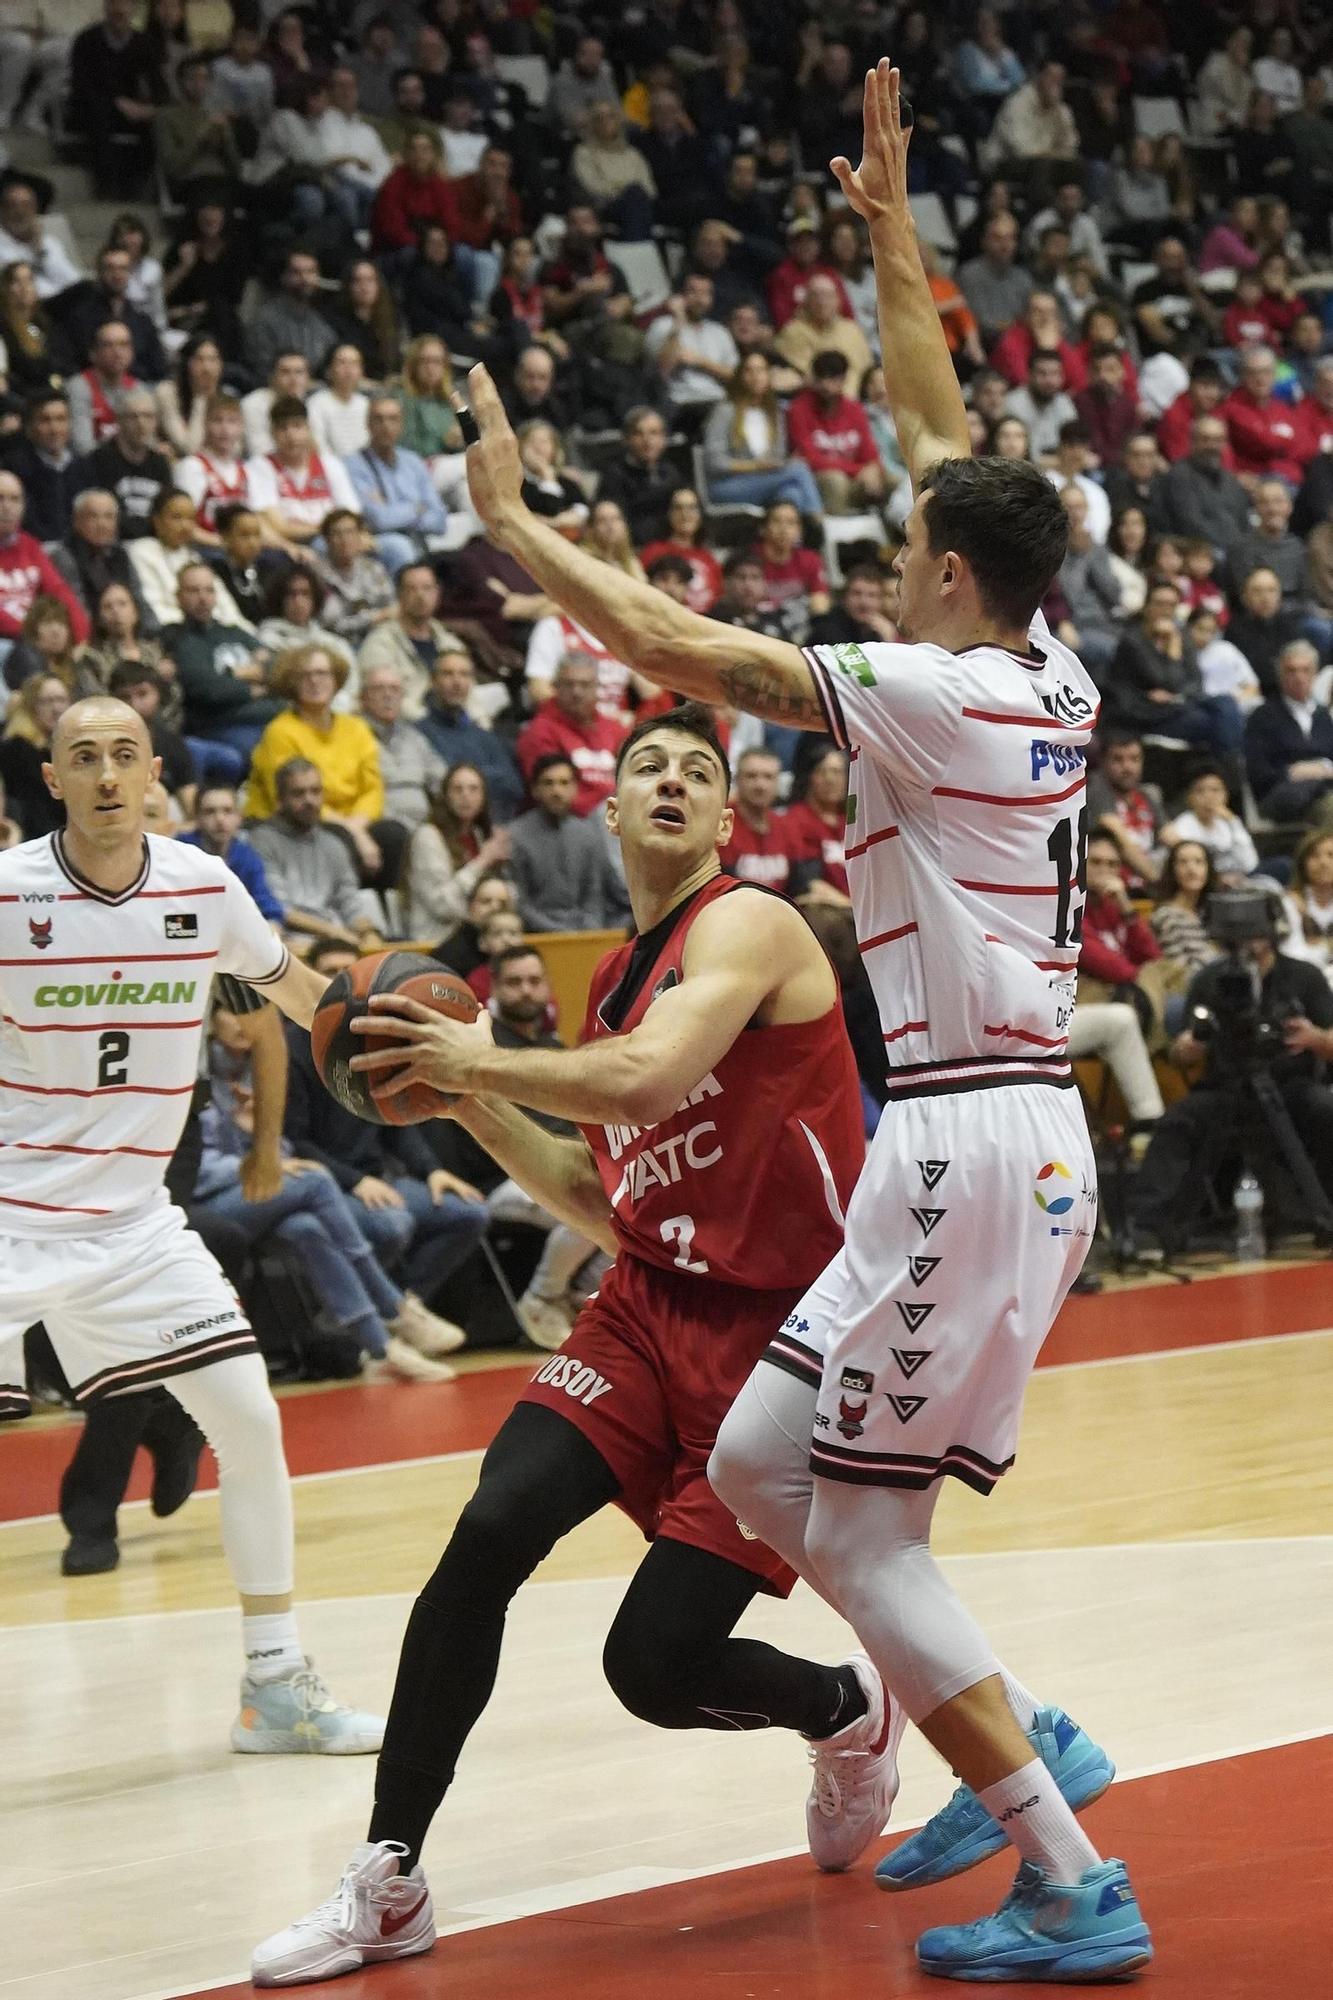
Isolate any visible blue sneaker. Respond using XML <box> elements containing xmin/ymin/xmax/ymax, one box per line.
<box><xmin>916</xmin><ymin>1857</ymin><xmax>1152</xmax><ymax>1983</ymax></box>
<box><xmin>231</xmin><ymin>1658</ymin><xmax>384</xmax><ymax>1755</ymax></box>
<box><xmin>876</xmin><ymin>1709</ymin><xmax>1113</xmax><ymax>1891</ymax></box>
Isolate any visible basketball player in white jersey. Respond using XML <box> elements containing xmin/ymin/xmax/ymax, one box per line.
<box><xmin>0</xmin><ymin>696</ymin><xmax>383</xmax><ymax>1757</ymax></box>
<box><xmin>441</xmin><ymin>62</ymin><xmax>1151</xmax><ymax>1986</ymax></box>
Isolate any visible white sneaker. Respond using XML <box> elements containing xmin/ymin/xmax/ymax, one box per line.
<box><xmin>388</xmin><ymin>1292</ymin><xmax>467</xmax><ymax>1358</ymax></box>
<box><xmin>232</xmin><ymin>1659</ymin><xmax>384</xmax><ymax>1756</ymax></box>
<box><xmin>806</xmin><ymin>1652</ymin><xmax>907</xmax><ymax>1872</ymax></box>
<box><xmin>375</xmin><ymin>1336</ymin><xmax>456</xmax><ymax>1383</ymax></box>
<box><xmin>252</xmin><ymin>1841</ymin><xmax>435</xmax><ymax>1986</ymax></box>
<box><xmin>517</xmin><ymin>1290</ymin><xmax>573</xmax><ymax>1351</ymax></box>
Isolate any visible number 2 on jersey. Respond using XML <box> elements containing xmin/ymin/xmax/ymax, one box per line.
<box><xmin>660</xmin><ymin>1213</ymin><xmax>710</xmax><ymax>1274</ymax></box>
<box><xmin>97</xmin><ymin>1030</ymin><xmax>130</xmax><ymax>1088</ymax></box>
<box><xmin>1047</xmin><ymin>807</ymin><xmax>1088</xmax><ymax>949</ymax></box>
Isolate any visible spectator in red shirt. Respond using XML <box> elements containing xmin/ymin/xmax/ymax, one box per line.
<box><xmin>1222</xmin><ymin>344</ymin><xmax>1303</xmax><ymax>488</ymax></box>
<box><xmin>0</xmin><ymin>468</ymin><xmax>90</xmax><ymax>668</ymax></box>
<box><xmin>752</xmin><ymin>499</ymin><xmax>830</xmax><ymax>637</ymax></box>
<box><xmin>516</xmin><ymin>651</ymin><xmax>625</xmax><ymax>819</ymax></box>
<box><xmin>1293</xmin><ymin>356</ymin><xmax>1333</xmax><ymax>468</ymax></box>
<box><xmin>1074</xmin><ymin>343</ymin><xmax>1139</xmax><ymax>467</ymax></box>
<box><xmin>371</xmin><ymin>131</ymin><xmax>453</xmax><ymax>255</ymax></box>
<box><xmin>765</xmin><ymin>216</ymin><xmax>852</xmax><ymax>330</ymax></box>
<box><xmin>1081</xmin><ymin>829</ymin><xmax>1163</xmax><ymax>1004</ymax></box>
<box><xmin>785</xmin><ymin>746</ymin><xmax>850</xmax><ymax>901</ymax></box>
<box><xmin>720</xmin><ymin>746</ymin><xmax>796</xmax><ymax>895</ymax></box>
<box><xmin>1085</xmin><ymin>732</ymin><xmax>1164</xmax><ymax>890</ymax></box>
<box><xmin>1251</xmin><ymin>251</ymin><xmax>1307</xmax><ymax>347</ymax></box>
<box><xmin>991</xmin><ymin>290</ymin><xmax>1087</xmax><ymax>394</ymax></box>
<box><xmin>786</xmin><ymin>351</ymin><xmax>888</xmax><ymax>516</ymax></box>
<box><xmin>1222</xmin><ymin>269</ymin><xmax>1271</xmax><ymax>350</ymax></box>
<box><xmin>1157</xmin><ymin>356</ymin><xmax>1233</xmax><ymax>464</ymax></box>
<box><xmin>639</xmin><ymin>487</ymin><xmax>723</xmax><ymax>613</ymax></box>
<box><xmin>1072</xmin><ymin>303</ymin><xmax>1139</xmax><ymax>410</ymax></box>
<box><xmin>439</xmin><ymin>145</ymin><xmax>524</xmax><ymax>252</ymax></box>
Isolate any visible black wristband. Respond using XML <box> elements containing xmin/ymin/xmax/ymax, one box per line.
<box><xmin>457</xmin><ymin>405</ymin><xmax>480</xmax><ymax>446</ymax></box>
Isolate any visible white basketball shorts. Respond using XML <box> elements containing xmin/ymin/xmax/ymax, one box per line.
<box><xmin>0</xmin><ymin>1193</ymin><xmax>256</xmax><ymax>1418</ymax></box>
<box><xmin>763</xmin><ymin>1078</ymin><xmax>1096</xmax><ymax>1494</ymax></box>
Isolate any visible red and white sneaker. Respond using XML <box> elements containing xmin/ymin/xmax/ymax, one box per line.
<box><xmin>251</xmin><ymin>1841</ymin><xmax>435</xmax><ymax>1987</ymax></box>
<box><xmin>806</xmin><ymin>1653</ymin><xmax>907</xmax><ymax>1872</ymax></box>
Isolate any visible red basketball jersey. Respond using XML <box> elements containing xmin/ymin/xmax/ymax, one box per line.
<box><xmin>581</xmin><ymin>874</ymin><xmax>863</xmax><ymax>1290</ymax></box>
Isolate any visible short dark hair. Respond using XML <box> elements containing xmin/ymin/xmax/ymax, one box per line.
<box><xmin>919</xmin><ymin>456</ymin><xmax>1069</xmax><ymax>630</ymax></box>
<box><xmin>614</xmin><ymin>698</ymin><xmax>731</xmax><ymax>789</ymax></box>
<box><xmin>1086</xmin><ymin>826</ymin><xmax>1121</xmax><ymax>855</ymax></box>
<box><xmin>1088</xmin><ymin>341</ymin><xmax>1123</xmax><ymax>365</ymax></box>
<box><xmin>307</xmin><ymin>934</ymin><xmax>359</xmax><ymax>971</ymax></box>
<box><xmin>492</xmin><ymin>943</ymin><xmax>546</xmax><ymax>977</ymax></box>
<box><xmin>811</xmin><ymin>348</ymin><xmax>849</xmax><ymax>381</ymax></box>
<box><xmin>215</xmin><ymin>503</ymin><xmax>260</xmax><ymax>535</ymax></box>
<box><xmin>270</xmin><ymin>394</ymin><xmax>309</xmax><ymax>428</ymax></box>
<box><xmin>196</xmin><ymin>780</ymin><xmax>239</xmax><ymax>809</ymax></box>
<box><xmin>108</xmin><ymin>659</ymin><xmax>162</xmax><ymax>696</ymax></box>
<box><xmin>723</xmin><ymin>549</ymin><xmax>763</xmax><ymax>579</ymax></box>
<box><xmin>1189</xmin><ymin>356</ymin><xmax>1223</xmax><ymax>385</ymax></box>
<box><xmin>645</xmin><ymin>552</ymin><xmax>693</xmax><ymax>586</ymax></box>
<box><xmin>1058</xmin><ymin>419</ymin><xmax>1090</xmax><ymax>447</ymax></box>
<box><xmin>1029</xmin><ymin>346</ymin><xmax>1064</xmax><ymax>371</ymax></box>
<box><xmin>530</xmin><ymin>752</ymin><xmax>577</xmax><ymax>785</ymax></box>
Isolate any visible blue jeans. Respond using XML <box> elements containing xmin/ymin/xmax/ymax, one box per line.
<box><xmin>372</xmin><ymin>531</ymin><xmax>419</xmax><ymax>576</ymax></box>
<box><xmin>351</xmin><ymin>1175</ymin><xmax>489</xmax><ymax>1311</ymax></box>
<box><xmin>185</xmin><ymin>735</ymin><xmax>246</xmax><ymax>787</ymax></box>
<box><xmin>708</xmin><ymin>461</ymin><xmax>823</xmax><ymax>516</ymax></box>
<box><xmin>1162</xmin><ymin>694</ymin><xmax>1244</xmax><ymax>756</ymax></box>
<box><xmin>194</xmin><ymin>1164</ymin><xmax>405</xmax><ymax>1357</ymax></box>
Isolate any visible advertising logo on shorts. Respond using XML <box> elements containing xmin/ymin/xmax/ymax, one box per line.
<box><xmin>1034</xmin><ymin>1160</ymin><xmax>1096</xmax><ymax>1238</ymax></box>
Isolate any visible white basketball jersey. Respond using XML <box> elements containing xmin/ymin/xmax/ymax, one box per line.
<box><xmin>0</xmin><ymin>833</ymin><xmax>288</xmax><ymax>1233</ymax></box>
<box><xmin>803</xmin><ymin>614</ymin><xmax>1099</xmax><ymax>1098</ymax></box>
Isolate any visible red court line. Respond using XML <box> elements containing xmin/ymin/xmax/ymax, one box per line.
<box><xmin>2</xmin><ymin>1263</ymin><xmax>1330</xmax><ymax>1525</ymax></box>
<box><xmin>173</xmin><ymin>1734</ymin><xmax>1333</xmax><ymax>2000</ymax></box>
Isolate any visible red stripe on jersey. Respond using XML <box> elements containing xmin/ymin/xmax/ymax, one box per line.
<box><xmin>56</xmin><ymin>886</ymin><xmax>226</xmax><ymax>901</ymax></box>
<box><xmin>0</xmin><ymin>1191</ymin><xmax>111</xmax><ymax>1215</ymax></box>
<box><xmin>883</xmin><ymin>1019</ymin><xmax>929</xmax><ymax>1043</ymax></box>
<box><xmin>960</xmin><ymin>706</ymin><xmax>1096</xmax><ymax>731</ymax></box>
<box><xmin>984</xmin><ymin>935</ymin><xmax>1075</xmax><ymax>972</ymax></box>
<box><xmin>844</xmin><ymin>824</ymin><xmax>900</xmax><ymax>861</ymax></box>
<box><xmin>0</xmin><ymin>951</ymin><xmax>218</xmax><ymax>966</ymax></box>
<box><xmin>5</xmin><ymin>1139</ymin><xmax>176</xmax><ymax>1158</ymax></box>
<box><xmin>957</xmin><ymin>879</ymin><xmax>1056</xmax><ymax>896</ymax></box>
<box><xmin>932</xmin><ymin>775</ymin><xmax>1086</xmax><ymax>808</ymax></box>
<box><xmin>0</xmin><ymin>1075</ymin><xmax>194</xmax><ymax>1098</ymax></box>
<box><xmin>984</xmin><ymin>1023</ymin><xmax>1069</xmax><ymax>1048</ymax></box>
<box><xmin>5</xmin><ymin>1016</ymin><xmax>205</xmax><ymax>1033</ymax></box>
<box><xmin>860</xmin><ymin>921</ymin><xmax>918</xmax><ymax>952</ymax></box>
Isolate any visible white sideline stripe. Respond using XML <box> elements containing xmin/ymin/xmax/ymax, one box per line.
<box><xmin>142</xmin><ymin>1724</ymin><xmax>1333</xmax><ymax>2000</ymax></box>
<box><xmin>5</xmin><ymin>1322</ymin><xmax>1330</xmax><ymax>1535</ymax></box>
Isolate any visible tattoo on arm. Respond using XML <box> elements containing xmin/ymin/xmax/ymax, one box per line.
<box><xmin>718</xmin><ymin>659</ymin><xmax>826</xmax><ymax>727</ymax></box>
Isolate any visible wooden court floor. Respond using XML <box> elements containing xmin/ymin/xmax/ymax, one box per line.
<box><xmin>2</xmin><ymin>1263</ymin><xmax>1330</xmax><ymax>2000</ymax></box>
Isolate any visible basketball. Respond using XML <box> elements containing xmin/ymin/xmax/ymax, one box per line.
<box><xmin>310</xmin><ymin>950</ymin><xmax>480</xmax><ymax>1126</ymax></box>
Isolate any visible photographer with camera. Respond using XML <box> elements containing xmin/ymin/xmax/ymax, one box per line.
<box><xmin>1130</xmin><ymin>889</ymin><xmax>1333</xmax><ymax>1249</ymax></box>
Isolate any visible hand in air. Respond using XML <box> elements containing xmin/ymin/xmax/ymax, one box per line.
<box><xmin>830</xmin><ymin>59</ymin><xmax>913</xmax><ymax>230</ymax></box>
<box><xmin>457</xmin><ymin>365</ymin><xmax>526</xmax><ymax>538</ymax></box>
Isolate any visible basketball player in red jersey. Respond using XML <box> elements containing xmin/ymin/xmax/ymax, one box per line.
<box><xmin>253</xmin><ymin>703</ymin><xmax>884</xmax><ymax>1987</ymax></box>
<box><xmin>293</xmin><ymin>61</ymin><xmax>1151</xmax><ymax>1992</ymax></box>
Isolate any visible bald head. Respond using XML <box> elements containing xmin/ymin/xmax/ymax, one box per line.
<box><xmin>51</xmin><ymin>696</ymin><xmax>150</xmax><ymax>763</ymax></box>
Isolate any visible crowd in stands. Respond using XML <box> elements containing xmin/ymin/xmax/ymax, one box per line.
<box><xmin>0</xmin><ymin>0</ymin><xmax>1331</xmax><ymax>1318</ymax></box>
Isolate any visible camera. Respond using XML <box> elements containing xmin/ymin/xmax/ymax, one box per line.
<box><xmin>1189</xmin><ymin>890</ymin><xmax>1298</xmax><ymax>1069</ymax></box>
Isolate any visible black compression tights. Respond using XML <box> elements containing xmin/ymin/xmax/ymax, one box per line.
<box><xmin>368</xmin><ymin>1403</ymin><xmax>862</xmax><ymax>1868</ymax></box>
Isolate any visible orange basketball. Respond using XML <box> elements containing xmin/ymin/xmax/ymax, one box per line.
<box><xmin>310</xmin><ymin>951</ymin><xmax>479</xmax><ymax>1126</ymax></box>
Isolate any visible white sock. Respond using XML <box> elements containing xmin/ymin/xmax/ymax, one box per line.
<box><xmin>976</xmin><ymin>1758</ymin><xmax>1101</xmax><ymax>1886</ymax></box>
<box><xmin>998</xmin><ymin>1664</ymin><xmax>1043</xmax><ymax>1733</ymax></box>
<box><xmin>242</xmin><ymin>1610</ymin><xmax>304</xmax><ymax>1681</ymax></box>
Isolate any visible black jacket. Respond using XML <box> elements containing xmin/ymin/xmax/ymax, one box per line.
<box><xmin>50</xmin><ymin>284</ymin><xmax>167</xmax><ymax>382</ymax></box>
<box><xmin>595</xmin><ymin>453</ymin><xmax>681</xmax><ymax>546</ymax></box>
<box><xmin>1227</xmin><ymin>607</ymin><xmax>1311</xmax><ymax>698</ymax></box>
<box><xmin>1105</xmin><ymin>629</ymin><xmax>1203</xmax><ymax>728</ymax></box>
<box><xmin>282</xmin><ymin>1022</ymin><xmax>441</xmax><ymax>1191</ymax></box>
<box><xmin>429</xmin><ymin>1019</ymin><xmax>575</xmax><ymax>1191</ymax></box>
<box><xmin>1244</xmin><ymin>696</ymin><xmax>1333</xmax><ymax>804</ymax></box>
<box><xmin>1161</xmin><ymin>458</ymin><xmax>1251</xmax><ymax>553</ymax></box>
<box><xmin>1</xmin><ymin>438</ymin><xmax>85</xmax><ymax>544</ymax></box>
<box><xmin>1186</xmin><ymin>951</ymin><xmax>1333</xmax><ymax>1087</ymax></box>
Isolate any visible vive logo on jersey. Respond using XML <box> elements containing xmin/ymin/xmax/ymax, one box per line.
<box><xmin>35</xmin><ymin>979</ymin><xmax>198</xmax><ymax>1008</ymax></box>
<box><xmin>165</xmin><ymin>913</ymin><xmax>199</xmax><ymax>940</ymax></box>
<box><xmin>910</xmin><ymin>1207</ymin><xmax>946</xmax><ymax>1238</ymax></box>
<box><xmin>28</xmin><ymin>916</ymin><xmax>53</xmax><ymax>950</ymax></box>
<box><xmin>836</xmin><ymin>1395</ymin><xmax>868</xmax><ymax>1439</ymax></box>
<box><xmin>917</xmin><ymin>1158</ymin><xmax>949</xmax><ymax>1191</ymax></box>
<box><xmin>906</xmin><ymin>1255</ymin><xmax>941</xmax><ymax>1287</ymax></box>
<box><xmin>840</xmin><ymin>1367</ymin><xmax>875</xmax><ymax>1394</ymax></box>
<box><xmin>892</xmin><ymin>1348</ymin><xmax>932</xmax><ymax>1379</ymax></box>
<box><xmin>829</xmin><ymin>642</ymin><xmax>877</xmax><ymax>688</ymax></box>
<box><xmin>1038</xmin><ymin>684</ymin><xmax>1096</xmax><ymax>728</ymax></box>
<box><xmin>1029</xmin><ymin>739</ymin><xmax>1087</xmax><ymax>783</ymax></box>
<box><xmin>886</xmin><ymin>1393</ymin><xmax>928</xmax><ymax>1423</ymax></box>
<box><xmin>895</xmin><ymin>1300</ymin><xmax>935</xmax><ymax>1333</ymax></box>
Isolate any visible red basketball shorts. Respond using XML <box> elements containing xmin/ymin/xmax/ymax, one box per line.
<box><xmin>517</xmin><ymin>1255</ymin><xmax>802</xmax><ymax>1595</ymax></box>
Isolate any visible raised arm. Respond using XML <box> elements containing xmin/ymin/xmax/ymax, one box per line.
<box><xmin>830</xmin><ymin>61</ymin><xmax>971</xmax><ymax>490</ymax></box>
<box><xmin>459</xmin><ymin>364</ymin><xmax>827</xmax><ymax>731</ymax></box>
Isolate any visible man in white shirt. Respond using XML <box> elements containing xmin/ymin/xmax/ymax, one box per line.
<box><xmin>0</xmin><ymin>178</ymin><xmax>80</xmax><ymax>299</ymax></box>
<box><xmin>1044</xmin><ymin>421</ymin><xmax>1111</xmax><ymax>543</ymax></box>
<box><xmin>1003</xmin><ymin>349</ymin><xmax>1077</xmax><ymax>463</ymax></box>
<box><xmin>320</xmin><ymin>65</ymin><xmax>392</xmax><ymax>204</ymax></box>
<box><xmin>644</xmin><ymin>273</ymin><xmax>739</xmax><ymax>415</ymax></box>
<box><xmin>241</xmin><ymin>353</ymin><xmax>313</xmax><ymax>460</ymax></box>
<box><xmin>439</xmin><ymin>87</ymin><xmax>487</xmax><ymax>177</ymax></box>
